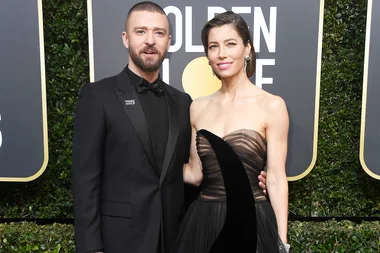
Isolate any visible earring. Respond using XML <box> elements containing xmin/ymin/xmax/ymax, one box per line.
<box><xmin>244</xmin><ymin>55</ymin><xmax>250</xmax><ymax>72</ymax></box>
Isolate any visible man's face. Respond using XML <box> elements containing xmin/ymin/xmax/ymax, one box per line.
<box><xmin>123</xmin><ymin>11</ymin><xmax>171</xmax><ymax>73</ymax></box>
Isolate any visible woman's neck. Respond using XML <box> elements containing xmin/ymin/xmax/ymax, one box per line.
<box><xmin>219</xmin><ymin>71</ymin><xmax>252</xmax><ymax>100</ymax></box>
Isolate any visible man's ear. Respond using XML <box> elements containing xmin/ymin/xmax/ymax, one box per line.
<box><xmin>167</xmin><ymin>34</ymin><xmax>172</xmax><ymax>51</ymax></box>
<box><xmin>122</xmin><ymin>31</ymin><xmax>129</xmax><ymax>49</ymax></box>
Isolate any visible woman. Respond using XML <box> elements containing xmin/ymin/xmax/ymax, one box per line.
<box><xmin>172</xmin><ymin>11</ymin><xmax>290</xmax><ymax>253</ymax></box>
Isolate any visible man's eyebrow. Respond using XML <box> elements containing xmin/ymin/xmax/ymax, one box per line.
<box><xmin>154</xmin><ymin>27</ymin><xmax>168</xmax><ymax>33</ymax></box>
<box><xmin>134</xmin><ymin>26</ymin><xmax>167</xmax><ymax>32</ymax></box>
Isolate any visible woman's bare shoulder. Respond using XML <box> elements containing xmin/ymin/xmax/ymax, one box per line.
<box><xmin>190</xmin><ymin>94</ymin><xmax>215</xmax><ymax>113</ymax></box>
<box><xmin>255</xmin><ymin>89</ymin><xmax>287</xmax><ymax>112</ymax></box>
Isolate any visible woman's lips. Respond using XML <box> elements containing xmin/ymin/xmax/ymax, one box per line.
<box><xmin>217</xmin><ymin>62</ymin><xmax>232</xmax><ymax>70</ymax></box>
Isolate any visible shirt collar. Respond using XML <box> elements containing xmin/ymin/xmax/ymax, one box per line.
<box><xmin>126</xmin><ymin>65</ymin><xmax>162</xmax><ymax>90</ymax></box>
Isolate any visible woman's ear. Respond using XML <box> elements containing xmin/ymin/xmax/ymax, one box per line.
<box><xmin>245</xmin><ymin>40</ymin><xmax>252</xmax><ymax>56</ymax></box>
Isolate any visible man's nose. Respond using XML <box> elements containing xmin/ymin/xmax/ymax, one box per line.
<box><xmin>145</xmin><ymin>32</ymin><xmax>156</xmax><ymax>45</ymax></box>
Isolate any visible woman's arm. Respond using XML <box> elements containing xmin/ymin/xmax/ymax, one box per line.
<box><xmin>183</xmin><ymin>102</ymin><xmax>203</xmax><ymax>186</ymax></box>
<box><xmin>265</xmin><ymin>96</ymin><xmax>289</xmax><ymax>244</ymax></box>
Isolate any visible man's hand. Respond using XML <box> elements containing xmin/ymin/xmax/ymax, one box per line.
<box><xmin>258</xmin><ymin>171</ymin><xmax>267</xmax><ymax>195</ymax></box>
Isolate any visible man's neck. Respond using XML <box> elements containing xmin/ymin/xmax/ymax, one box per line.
<box><xmin>128</xmin><ymin>64</ymin><xmax>160</xmax><ymax>83</ymax></box>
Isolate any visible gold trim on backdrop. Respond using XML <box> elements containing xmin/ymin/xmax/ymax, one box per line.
<box><xmin>359</xmin><ymin>0</ymin><xmax>379</xmax><ymax>179</ymax></box>
<box><xmin>287</xmin><ymin>0</ymin><xmax>324</xmax><ymax>181</ymax></box>
<box><xmin>88</xmin><ymin>0</ymin><xmax>95</xmax><ymax>82</ymax></box>
<box><xmin>0</xmin><ymin>0</ymin><xmax>49</xmax><ymax>182</ymax></box>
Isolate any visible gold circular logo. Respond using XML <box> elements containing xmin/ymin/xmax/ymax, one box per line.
<box><xmin>182</xmin><ymin>57</ymin><xmax>221</xmax><ymax>99</ymax></box>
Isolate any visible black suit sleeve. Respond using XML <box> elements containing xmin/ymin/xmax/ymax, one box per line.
<box><xmin>183</xmin><ymin>94</ymin><xmax>193</xmax><ymax>163</ymax></box>
<box><xmin>72</xmin><ymin>84</ymin><xmax>105</xmax><ymax>253</ymax></box>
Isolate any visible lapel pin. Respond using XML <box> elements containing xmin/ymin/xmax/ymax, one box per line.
<box><xmin>125</xmin><ymin>100</ymin><xmax>135</xmax><ymax>105</ymax></box>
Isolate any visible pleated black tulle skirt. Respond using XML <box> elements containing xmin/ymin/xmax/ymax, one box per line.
<box><xmin>171</xmin><ymin>199</ymin><xmax>287</xmax><ymax>253</ymax></box>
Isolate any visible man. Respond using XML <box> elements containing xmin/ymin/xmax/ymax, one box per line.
<box><xmin>72</xmin><ymin>2</ymin><xmax>267</xmax><ymax>253</ymax></box>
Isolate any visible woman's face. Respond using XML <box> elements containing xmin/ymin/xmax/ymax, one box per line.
<box><xmin>207</xmin><ymin>24</ymin><xmax>250</xmax><ymax>80</ymax></box>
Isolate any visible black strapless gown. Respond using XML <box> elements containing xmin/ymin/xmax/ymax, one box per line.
<box><xmin>171</xmin><ymin>129</ymin><xmax>287</xmax><ymax>253</ymax></box>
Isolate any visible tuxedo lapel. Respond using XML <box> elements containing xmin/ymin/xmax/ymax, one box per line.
<box><xmin>160</xmin><ymin>87</ymin><xmax>180</xmax><ymax>184</ymax></box>
<box><xmin>114</xmin><ymin>68</ymin><xmax>157</xmax><ymax>173</ymax></box>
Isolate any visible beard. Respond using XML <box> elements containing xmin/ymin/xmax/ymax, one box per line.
<box><xmin>128</xmin><ymin>45</ymin><xmax>166</xmax><ymax>72</ymax></box>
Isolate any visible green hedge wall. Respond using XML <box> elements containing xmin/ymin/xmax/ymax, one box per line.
<box><xmin>0</xmin><ymin>0</ymin><xmax>88</xmax><ymax>218</ymax></box>
<box><xmin>0</xmin><ymin>223</ymin><xmax>75</xmax><ymax>253</ymax></box>
<box><xmin>288</xmin><ymin>0</ymin><xmax>380</xmax><ymax>217</ymax></box>
<box><xmin>0</xmin><ymin>0</ymin><xmax>379</xmax><ymax>219</ymax></box>
<box><xmin>1</xmin><ymin>221</ymin><xmax>379</xmax><ymax>252</ymax></box>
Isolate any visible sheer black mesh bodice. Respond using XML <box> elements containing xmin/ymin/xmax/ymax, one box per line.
<box><xmin>171</xmin><ymin>129</ymin><xmax>286</xmax><ymax>253</ymax></box>
<box><xmin>197</xmin><ymin>129</ymin><xmax>267</xmax><ymax>202</ymax></box>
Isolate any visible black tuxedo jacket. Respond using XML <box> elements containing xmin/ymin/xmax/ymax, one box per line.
<box><xmin>72</xmin><ymin>67</ymin><xmax>192</xmax><ymax>253</ymax></box>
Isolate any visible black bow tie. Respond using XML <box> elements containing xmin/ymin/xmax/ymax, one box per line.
<box><xmin>137</xmin><ymin>81</ymin><xmax>164</xmax><ymax>96</ymax></box>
